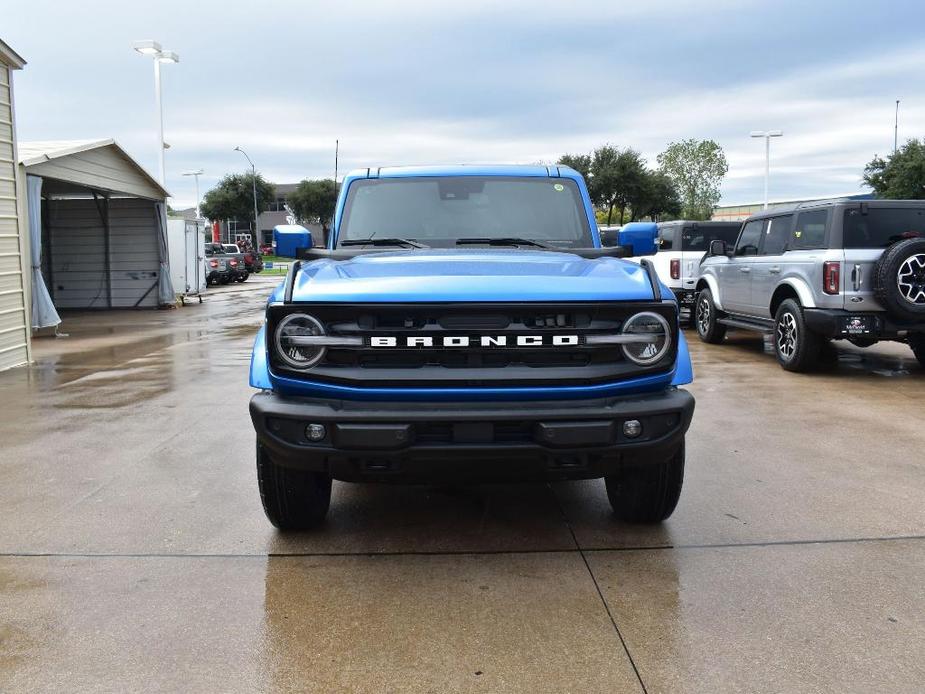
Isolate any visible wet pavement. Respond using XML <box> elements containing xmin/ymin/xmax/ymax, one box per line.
<box><xmin>1</xmin><ymin>276</ymin><xmax>924</xmax><ymax>692</ymax></box>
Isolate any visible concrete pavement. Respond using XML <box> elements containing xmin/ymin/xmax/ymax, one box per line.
<box><xmin>1</xmin><ymin>280</ymin><xmax>923</xmax><ymax>692</ymax></box>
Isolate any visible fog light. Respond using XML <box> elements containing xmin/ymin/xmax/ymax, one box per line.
<box><xmin>622</xmin><ymin>419</ymin><xmax>643</xmax><ymax>438</ymax></box>
<box><xmin>305</xmin><ymin>423</ymin><xmax>327</xmax><ymax>442</ymax></box>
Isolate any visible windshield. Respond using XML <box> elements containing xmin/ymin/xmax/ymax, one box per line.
<box><xmin>337</xmin><ymin>176</ymin><xmax>593</xmax><ymax>248</ymax></box>
<box><xmin>843</xmin><ymin>207</ymin><xmax>925</xmax><ymax>248</ymax></box>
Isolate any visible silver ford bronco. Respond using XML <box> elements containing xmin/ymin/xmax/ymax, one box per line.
<box><xmin>695</xmin><ymin>199</ymin><xmax>925</xmax><ymax>371</ymax></box>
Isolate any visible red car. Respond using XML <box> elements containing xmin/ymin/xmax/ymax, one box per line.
<box><xmin>260</xmin><ymin>244</ymin><xmax>274</xmax><ymax>256</ymax></box>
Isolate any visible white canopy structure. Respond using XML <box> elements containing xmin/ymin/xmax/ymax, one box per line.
<box><xmin>19</xmin><ymin>139</ymin><xmax>174</xmax><ymax>312</ymax></box>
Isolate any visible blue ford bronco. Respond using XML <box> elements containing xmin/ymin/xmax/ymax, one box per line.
<box><xmin>249</xmin><ymin>165</ymin><xmax>695</xmax><ymax>529</ymax></box>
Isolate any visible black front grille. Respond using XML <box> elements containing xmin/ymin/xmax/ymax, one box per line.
<box><xmin>268</xmin><ymin>302</ymin><xmax>677</xmax><ymax>388</ymax></box>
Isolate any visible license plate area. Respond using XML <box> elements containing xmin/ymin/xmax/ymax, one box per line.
<box><xmin>839</xmin><ymin>315</ymin><xmax>877</xmax><ymax>336</ymax></box>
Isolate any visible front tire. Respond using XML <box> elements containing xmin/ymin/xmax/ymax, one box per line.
<box><xmin>605</xmin><ymin>442</ymin><xmax>684</xmax><ymax>523</ymax></box>
<box><xmin>256</xmin><ymin>442</ymin><xmax>332</xmax><ymax>530</ymax></box>
<box><xmin>774</xmin><ymin>298</ymin><xmax>821</xmax><ymax>372</ymax></box>
<box><xmin>695</xmin><ymin>288</ymin><xmax>727</xmax><ymax>344</ymax></box>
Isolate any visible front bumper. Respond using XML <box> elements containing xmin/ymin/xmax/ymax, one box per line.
<box><xmin>803</xmin><ymin>309</ymin><xmax>925</xmax><ymax>340</ymax></box>
<box><xmin>250</xmin><ymin>387</ymin><xmax>695</xmax><ymax>482</ymax></box>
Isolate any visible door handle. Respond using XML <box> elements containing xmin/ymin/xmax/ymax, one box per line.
<box><xmin>769</xmin><ymin>266</ymin><xmax>781</xmax><ymax>274</ymax></box>
<box><xmin>739</xmin><ymin>267</ymin><xmax>751</xmax><ymax>273</ymax></box>
<box><xmin>851</xmin><ymin>264</ymin><xmax>862</xmax><ymax>291</ymax></box>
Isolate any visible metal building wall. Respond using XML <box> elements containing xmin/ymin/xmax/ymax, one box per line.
<box><xmin>45</xmin><ymin>197</ymin><xmax>159</xmax><ymax>309</ymax></box>
<box><xmin>108</xmin><ymin>198</ymin><xmax>159</xmax><ymax>307</ymax></box>
<box><xmin>0</xmin><ymin>63</ymin><xmax>29</xmax><ymax>369</ymax></box>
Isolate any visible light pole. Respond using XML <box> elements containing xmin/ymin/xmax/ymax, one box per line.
<box><xmin>133</xmin><ymin>40</ymin><xmax>179</xmax><ymax>186</ymax></box>
<box><xmin>750</xmin><ymin>130</ymin><xmax>783</xmax><ymax>209</ymax></box>
<box><xmin>234</xmin><ymin>147</ymin><xmax>260</xmax><ymax>245</ymax></box>
<box><xmin>182</xmin><ymin>169</ymin><xmax>204</xmax><ymax>218</ymax></box>
<box><xmin>894</xmin><ymin>99</ymin><xmax>900</xmax><ymax>154</ymax></box>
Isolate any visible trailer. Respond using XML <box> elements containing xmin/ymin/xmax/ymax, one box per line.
<box><xmin>167</xmin><ymin>218</ymin><xmax>207</xmax><ymax>303</ymax></box>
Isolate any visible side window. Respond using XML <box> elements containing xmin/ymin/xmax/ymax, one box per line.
<box><xmin>735</xmin><ymin>220</ymin><xmax>763</xmax><ymax>256</ymax></box>
<box><xmin>658</xmin><ymin>227</ymin><xmax>676</xmax><ymax>251</ymax></box>
<box><xmin>792</xmin><ymin>210</ymin><xmax>829</xmax><ymax>249</ymax></box>
<box><xmin>761</xmin><ymin>215</ymin><xmax>793</xmax><ymax>255</ymax></box>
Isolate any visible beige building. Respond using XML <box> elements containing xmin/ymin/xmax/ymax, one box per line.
<box><xmin>712</xmin><ymin>193</ymin><xmax>873</xmax><ymax>222</ymax></box>
<box><xmin>0</xmin><ymin>39</ymin><xmax>29</xmax><ymax>371</ymax></box>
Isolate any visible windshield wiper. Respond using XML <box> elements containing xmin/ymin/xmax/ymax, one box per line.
<box><xmin>340</xmin><ymin>238</ymin><xmax>426</xmax><ymax>248</ymax></box>
<box><xmin>456</xmin><ymin>237</ymin><xmax>550</xmax><ymax>249</ymax></box>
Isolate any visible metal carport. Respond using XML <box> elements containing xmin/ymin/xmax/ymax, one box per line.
<box><xmin>19</xmin><ymin>139</ymin><xmax>172</xmax><ymax>312</ymax></box>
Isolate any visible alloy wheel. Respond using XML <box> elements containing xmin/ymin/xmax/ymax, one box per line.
<box><xmin>697</xmin><ymin>296</ymin><xmax>711</xmax><ymax>335</ymax></box>
<box><xmin>897</xmin><ymin>253</ymin><xmax>925</xmax><ymax>305</ymax></box>
<box><xmin>777</xmin><ymin>312</ymin><xmax>797</xmax><ymax>360</ymax></box>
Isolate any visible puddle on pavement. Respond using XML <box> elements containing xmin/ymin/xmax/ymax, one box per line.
<box><xmin>694</xmin><ymin>329</ymin><xmax>922</xmax><ymax>379</ymax></box>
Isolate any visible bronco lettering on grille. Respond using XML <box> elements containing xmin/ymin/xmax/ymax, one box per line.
<box><xmin>369</xmin><ymin>335</ymin><xmax>580</xmax><ymax>348</ymax></box>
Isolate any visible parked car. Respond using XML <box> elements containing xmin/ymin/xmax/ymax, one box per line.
<box><xmin>204</xmin><ymin>243</ymin><xmax>233</xmax><ymax>285</ymax></box>
<box><xmin>242</xmin><ymin>248</ymin><xmax>264</xmax><ymax>273</ymax></box>
<box><xmin>221</xmin><ymin>243</ymin><xmax>249</xmax><ymax>282</ymax></box>
<box><xmin>248</xmin><ymin>165</ymin><xmax>695</xmax><ymax>529</ymax></box>
<box><xmin>652</xmin><ymin>221</ymin><xmax>741</xmax><ymax>319</ymax></box>
<box><xmin>260</xmin><ymin>243</ymin><xmax>274</xmax><ymax>256</ymax></box>
<box><xmin>695</xmin><ymin>199</ymin><xmax>925</xmax><ymax>371</ymax></box>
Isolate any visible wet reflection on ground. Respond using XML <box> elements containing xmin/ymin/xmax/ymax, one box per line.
<box><xmin>690</xmin><ymin>327</ymin><xmax>923</xmax><ymax>379</ymax></box>
<box><xmin>1</xmin><ymin>282</ymin><xmax>924</xmax><ymax>692</ymax></box>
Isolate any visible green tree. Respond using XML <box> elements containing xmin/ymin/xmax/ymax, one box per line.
<box><xmin>657</xmin><ymin>139</ymin><xmax>728</xmax><ymax>220</ymax></box>
<box><xmin>632</xmin><ymin>170</ymin><xmax>682</xmax><ymax>222</ymax></box>
<box><xmin>590</xmin><ymin>145</ymin><xmax>647</xmax><ymax>226</ymax></box>
<box><xmin>287</xmin><ymin>179</ymin><xmax>338</xmax><ymax>234</ymax></box>
<box><xmin>557</xmin><ymin>153</ymin><xmax>592</xmax><ymax>179</ymax></box>
<box><xmin>863</xmin><ymin>139</ymin><xmax>925</xmax><ymax>199</ymax></box>
<box><xmin>200</xmin><ymin>172</ymin><xmax>275</xmax><ymax>226</ymax></box>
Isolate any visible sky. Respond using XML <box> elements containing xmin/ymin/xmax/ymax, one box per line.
<box><xmin>4</xmin><ymin>0</ymin><xmax>925</xmax><ymax>209</ymax></box>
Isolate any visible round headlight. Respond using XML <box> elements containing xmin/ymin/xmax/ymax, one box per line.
<box><xmin>275</xmin><ymin>314</ymin><xmax>326</xmax><ymax>369</ymax></box>
<box><xmin>621</xmin><ymin>312</ymin><xmax>671</xmax><ymax>366</ymax></box>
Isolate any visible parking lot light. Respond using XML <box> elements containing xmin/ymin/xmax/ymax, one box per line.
<box><xmin>234</xmin><ymin>147</ymin><xmax>261</xmax><ymax>245</ymax></box>
<box><xmin>750</xmin><ymin>130</ymin><xmax>784</xmax><ymax>210</ymax></box>
<box><xmin>182</xmin><ymin>169</ymin><xmax>204</xmax><ymax>219</ymax></box>
<box><xmin>133</xmin><ymin>39</ymin><xmax>179</xmax><ymax>186</ymax></box>
<box><xmin>132</xmin><ymin>39</ymin><xmax>161</xmax><ymax>56</ymax></box>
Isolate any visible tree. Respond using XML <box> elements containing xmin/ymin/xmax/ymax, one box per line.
<box><xmin>863</xmin><ymin>139</ymin><xmax>925</xmax><ymax>199</ymax></box>
<box><xmin>200</xmin><ymin>172</ymin><xmax>275</xmax><ymax>227</ymax></box>
<box><xmin>557</xmin><ymin>153</ymin><xmax>592</xmax><ymax>179</ymax></box>
<box><xmin>589</xmin><ymin>145</ymin><xmax>647</xmax><ymax>226</ymax></box>
<box><xmin>632</xmin><ymin>170</ymin><xmax>682</xmax><ymax>222</ymax></box>
<box><xmin>287</xmin><ymin>179</ymin><xmax>338</xmax><ymax>234</ymax></box>
<box><xmin>657</xmin><ymin>139</ymin><xmax>728</xmax><ymax>220</ymax></box>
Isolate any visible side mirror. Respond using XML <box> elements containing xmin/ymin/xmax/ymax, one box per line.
<box><xmin>273</xmin><ymin>225</ymin><xmax>313</xmax><ymax>258</ymax></box>
<box><xmin>617</xmin><ymin>222</ymin><xmax>658</xmax><ymax>256</ymax></box>
<box><xmin>709</xmin><ymin>239</ymin><xmax>727</xmax><ymax>256</ymax></box>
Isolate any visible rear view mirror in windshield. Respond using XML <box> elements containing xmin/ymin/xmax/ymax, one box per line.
<box><xmin>844</xmin><ymin>207</ymin><xmax>925</xmax><ymax>248</ymax></box>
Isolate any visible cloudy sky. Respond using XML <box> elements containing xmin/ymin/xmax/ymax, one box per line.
<box><xmin>4</xmin><ymin>0</ymin><xmax>924</xmax><ymax>209</ymax></box>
